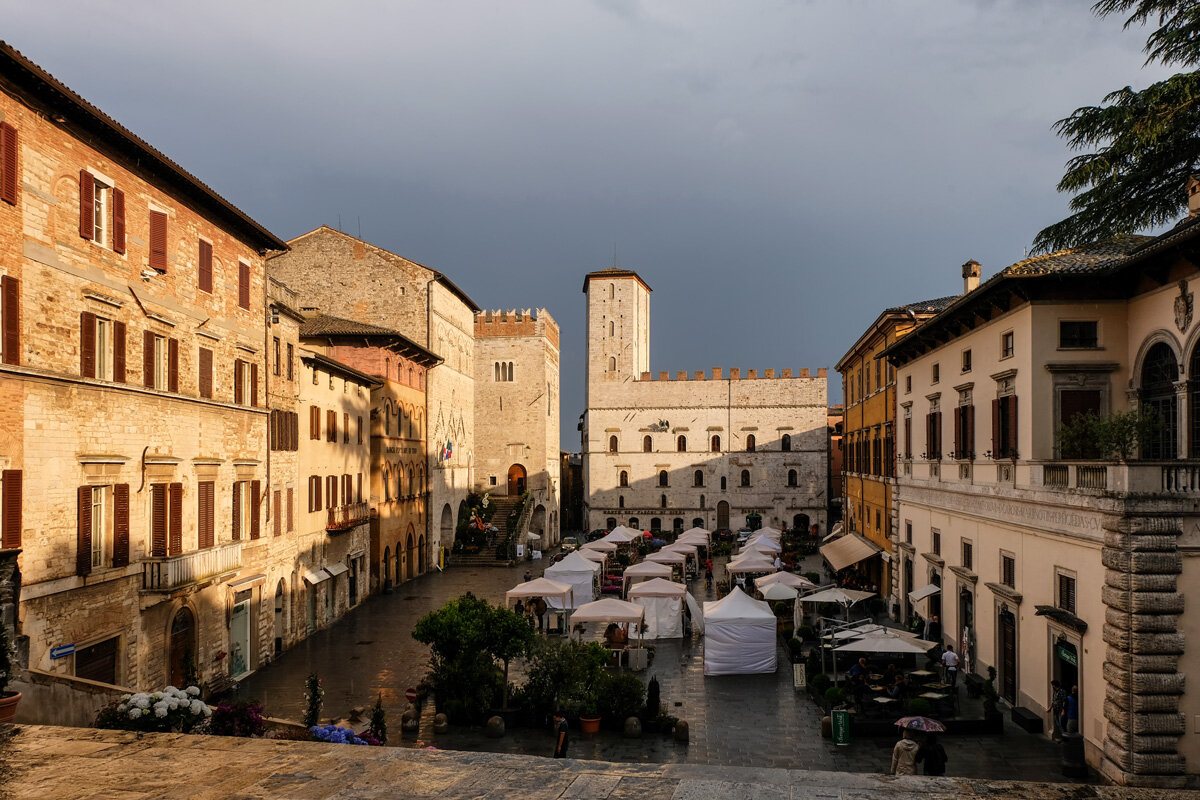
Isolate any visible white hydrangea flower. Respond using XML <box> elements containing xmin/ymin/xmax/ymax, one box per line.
<box><xmin>186</xmin><ymin>686</ymin><xmax>200</xmax><ymax>697</ymax></box>
<box><xmin>128</xmin><ymin>708</ymin><xmax>143</xmax><ymax>719</ymax></box>
<box><xmin>154</xmin><ymin>706</ymin><xmax>169</xmax><ymax>718</ymax></box>
<box><xmin>202</xmin><ymin>705</ymin><xmax>212</xmax><ymax>717</ymax></box>
<box><xmin>120</xmin><ymin>694</ymin><xmax>132</xmax><ymax>703</ymax></box>
<box><xmin>164</xmin><ymin>686</ymin><xmax>178</xmax><ymax>694</ymax></box>
<box><xmin>135</xmin><ymin>696</ymin><xmax>151</xmax><ymax>710</ymax></box>
<box><xmin>189</xmin><ymin>699</ymin><xmax>205</xmax><ymax>715</ymax></box>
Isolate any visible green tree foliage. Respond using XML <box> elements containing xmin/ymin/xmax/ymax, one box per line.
<box><xmin>521</xmin><ymin>638</ymin><xmax>608</xmax><ymax>719</ymax></box>
<box><xmin>412</xmin><ymin>593</ymin><xmax>536</xmax><ymax>722</ymax></box>
<box><xmin>1055</xmin><ymin>407</ymin><xmax>1162</xmax><ymax>460</ymax></box>
<box><xmin>1034</xmin><ymin>1</ymin><xmax>1200</xmax><ymax>253</ymax></box>
<box><xmin>368</xmin><ymin>694</ymin><xmax>387</xmax><ymax>744</ymax></box>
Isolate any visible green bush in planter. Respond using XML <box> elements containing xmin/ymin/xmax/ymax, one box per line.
<box><xmin>906</xmin><ymin>697</ymin><xmax>932</xmax><ymax>716</ymax></box>
<box><xmin>797</xmin><ymin>624</ymin><xmax>815</xmax><ymax>642</ymax></box>
<box><xmin>809</xmin><ymin>672</ymin><xmax>831</xmax><ymax>696</ymax></box>
<box><xmin>595</xmin><ymin>670</ymin><xmax>644</xmax><ymax>722</ymax></box>
<box><xmin>823</xmin><ymin>687</ymin><xmax>846</xmax><ymax>707</ymax></box>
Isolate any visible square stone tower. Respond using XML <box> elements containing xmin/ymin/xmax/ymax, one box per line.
<box><xmin>584</xmin><ymin>268</ymin><xmax>651</xmax><ymax>395</ymax></box>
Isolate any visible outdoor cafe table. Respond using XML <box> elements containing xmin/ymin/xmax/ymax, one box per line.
<box><xmin>908</xmin><ymin>669</ymin><xmax>935</xmax><ymax>682</ymax></box>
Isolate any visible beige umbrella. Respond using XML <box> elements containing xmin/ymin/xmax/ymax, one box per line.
<box><xmin>834</xmin><ymin>631</ymin><xmax>936</xmax><ymax>654</ymax></box>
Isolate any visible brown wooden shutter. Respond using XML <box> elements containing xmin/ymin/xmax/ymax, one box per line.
<box><xmin>250</xmin><ymin>480</ymin><xmax>261</xmax><ymax>540</ymax></box>
<box><xmin>251</xmin><ymin>362</ymin><xmax>258</xmax><ymax>407</ymax></box>
<box><xmin>1007</xmin><ymin>395</ymin><xmax>1019</xmax><ymax>458</ymax></box>
<box><xmin>112</xmin><ymin>188</ymin><xmax>126</xmax><ymax>254</ymax></box>
<box><xmin>952</xmin><ymin>407</ymin><xmax>961</xmax><ymax>460</ymax></box>
<box><xmin>935</xmin><ymin>411</ymin><xmax>942</xmax><ymax>457</ymax></box>
<box><xmin>76</xmin><ymin>485</ymin><xmax>92</xmax><ymax>576</ymax></box>
<box><xmin>991</xmin><ymin>398</ymin><xmax>1001</xmax><ymax>459</ymax></box>
<box><xmin>79</xmin><ymin>170</ymin><xmax>94</xmax><ymax>240</ymax></box>
<box><xmin>167</xmin><ymin>338</ymin><xmax>179</xmax><ymax>392</ymax></box>
<box><xmin>287</xmin><ymin>487</ymin><xmax>294</xmax><ymax>531</ymax></box>
<box><xmin>357</xmin><ymin>416</ymin><xmax>363</xmax><ymax>445</ymax></box>
<box><xmin>1</xmin><ymin>275</ymin><xmax>18</xmax><ymax>366</ymax></box>
<box><xmin>198</xmin><ymin>240</ymin><xmax>213</xmax><ymax>293</ymax></box>
<box><xmin>143</xmin><ymin>330</ymin><xmax>156</xmax><ymax>388</ymax></box>
<box><xmin>149</xmin><ymin>210</ymin><xmax>167</xmax><ymax>271</ymax></box>
<box><xmin>966</xmin><ymin>404</ymin><xmax>975</xmax><ymax>459</ymax></box>
<box><xmin>198</xmin><ymin>481</ymin><xmax>214</xmax><ymax>549</ymax></box>
<box><xmin>308</xmin><ymin>476</ymin><xmax>315</xmax><ymax>513</ymax></box>
<box><xmin>168</xmin><ymin>482</ymin><xmax>183</xmax><ymax>555</ymax></box>
<box><xmin>232</xmin><ymin>482</ymin><xmax>241</xmax><ymax>541</ymax></box>
<box><xmin>903</xmin><ymin>417</ymin><xmax>911</xmax><ymax>459</ymax></box>
<box><xmin>112</xmin><ymin>483</ymin><xmax>129</xmax><ymax>567</ymax></box>
<box><xmin>343</xmin><ymin>412</ymin><xmax>349</xmax><ymax>443</ymax></box>
<box><xmin>328</xmin><ymin>410</ymin><xmax>336</xmax><ymax>441</ymax></box>
<box><xmin>113</xmin><ymin>321</ymin><xmax>126</xmax><ymax>383</ymax></box>
<box><xmin>80</xmin><ymin>311</ymin><xmax>96</xmax><ymax>378</ymax></box>
<box><xmin>2</xmin><ymin>470</ymin><xmax>21</xmax><ymax>548</ymax></box>
<box><xmin>273</xmin><ymin>490</ymin><xmax>281</xmax><ymax>536</ymax></box>
<box><xmin>310</xmin><ymin>406</ymin><xmax>319</xmax><ymax>439</ymax></box>
<box><xmin>0</xmin><ymin>122</ymin><xmax>18</xmax><ymax>205</ymax></box>
<box><xmin>198</xmin><ymin>347</ymin><xmax>212</xmax><ymax>398</ymax></box>
<box><xmin>925</xmin><ymin>413</ymin><xmax>933</xmax><ymax>457</ymax></box>
<box><xmin>234</xmin><ymin>359</ymin><xmax>244</xmax><ymax>404</ymax></box>
<box><xmin>357</xmin><ymin>473</ymin><xmax>362</xmax><ymax>503</ymax></box>
<box><xmin>238</xmin><ymin>262</ymin><xmax>250</xmax><ymax>309</ymax></box>
<box><xmin>151</xmin><ymin>483</ymin><xmax>167</xmax><ymax>557</ymax></box>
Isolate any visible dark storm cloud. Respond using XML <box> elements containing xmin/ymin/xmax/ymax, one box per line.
<box><xmin>6</xmin><ymin>0</ymin><xmax>1175</xmax><ymax>447</ymax></box>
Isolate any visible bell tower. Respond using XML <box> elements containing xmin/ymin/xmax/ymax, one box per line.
<box><xmin>582</xmin><ymin>269</ymin><xmax>651</xmax><ymax>400</ymax></box>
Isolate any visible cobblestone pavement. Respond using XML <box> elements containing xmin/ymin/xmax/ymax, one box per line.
<box><xmin>0</xmin><ymin>726</ymin><xmax>1190</xmax><ymax>800</ymax></box>
<box><xmin>235</xmin><ymin>551</ymin><xmax>1071</xmax><ymax>782</ymax></box>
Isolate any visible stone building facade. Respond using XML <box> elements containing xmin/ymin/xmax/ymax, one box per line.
<box><xmin>835</xmin><ymin>291</ymin><xmax>954</xmax><ymax>594</ymax></box>
<box><xmin>581</xmin><ymin>269</ymin><xmax>828</xmax><ymax>535</ymax></box>
<box><xmin>0</xmin><ymin>42</ymin><xmax>289</xmax><ymax>693</ymax></box>
<box><xmin>298</xmin><ymin>314</ymin><xmax>437</xmax><ymax>592</ymax></box>
<box><xmin>474</xmin><ymin>308</ymin><xmax>561</xmax><ymax>544</ymax></box>
<box><xmin>885</xmin><ymin>219</ymin><xmax>1200</xmax><ymax>787</ymax></box>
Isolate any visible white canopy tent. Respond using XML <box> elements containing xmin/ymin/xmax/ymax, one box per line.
<box><xmin>725</xmin><ymin>554</ymin><xmax>780</xmax><ymax>574</ymax></box>
<box><xmin>577</xmin><ymin>548</ymin><xmax>607</xmax><ymax>564</ymax></box>
<box><xmin>745</xmin><ymin>536</ymin><xmax>781</xmax><ymax>551</ymax></box>
<box><xmin>622</xmin><ymin>561</ymin><xmax>674</xmax><ymax>595</ymax></box>
<box><xmin>703</xmin><ymin>587</ymin><xmax>777</xmax><ymax>675</ymax></box>
<box><xmin>628</xmin><ymin>578</ymin><xmax>692</xmax><ymax>639</ymax></box>
<box><xmin>755</xmin><ymin>526</ymin><xmax>782</xmax><ymax>539</ymax></box>
<box><xmin>679</xmin><ymin>526</ymin><xmax>710</xmax><ymax>540</ymax></box>
<box><xmin>609</xmin><ymin>524</ymin><xmax>641</xmax><ymax>540</ymax></box>
<box><xmin>571</xmin><ymin>597</ymin><xmax>645</xmax><ymax>625</ymax></box>
<box><xmin>581</xmin><ymin>539</ymin><xmax>618</xmax><ymax>552</ymax></box>
<box><xmin>755</xmin><ymin>572</ymin><xmax>816</xmax><ymax>591</ymax></box>
<box><xmin>646</xmin><ymin>549</ymin><xmax>686</xmax><ymax>565</ymax></box>
<box><xmin>602</xmin><ymin>527</ymin><xmax>639</xmax><ymax>545</ymax></box>
<box><xmin>504</xmin><ymin>578</ymin><xmax>572</xmax><ymax>609</ymax></box>
<box><xmin>761</xmin><ymin>582</ymin><xmax>799</xmax><ymax>601</ymax></box>
<box><xmin>543</xmin><ymin>551</ymin><xmax>601</xmax><ymax>608</ymax></box>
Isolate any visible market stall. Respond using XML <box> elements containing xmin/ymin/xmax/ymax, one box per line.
<box><xmin>703</xmin><ymin>587</ymin><xmax>777</xmax><ymax>675</ymax></box>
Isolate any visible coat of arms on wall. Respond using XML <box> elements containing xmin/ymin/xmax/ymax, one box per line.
<box><xmin>1176</xmin><ymin>279</ymin><xmax>1194</xmax><ymax>333</ymax></box>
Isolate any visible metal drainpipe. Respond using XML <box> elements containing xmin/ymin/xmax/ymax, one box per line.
<box><xmin>262</xmin><ymin>253</ymin><xmax>271</xmax><ymax>530</ymax></box>
<box><xmin>425</xmin><ymin>276</ymin><xmax>437</xmax><ymax>561</ymax></box>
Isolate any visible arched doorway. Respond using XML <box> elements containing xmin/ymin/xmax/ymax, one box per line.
<box><xmin>273</xmin><ymin>580</ymin><xmax>287</xmax><ymax>657</ymax></box>
<box><xmin>440</xmin><ymin>503</ymin><xmax>454</xmax><ymax>553</ymax></box>
<box><xmin>169</xmin><ymin>606</ymin><xmax>196</xmax><ymax>688</ymax></box>
<box><xmin>530</xmin><ymin>505</ymin><xmax>547</xmax><ymax>542</ymax></box>
<box><xmin>383</xmin><ymin>546</ymin><xmax>392</xmax><ymax>587</ymax></box>
<box><xmin>406</xmin><ymin>530</ymin><xmax>416</xmax><ymax>581</ymax></box>
<box><xmin>418</xmin><ymin>535</ymin><xmax>426</xmax><ymax>574</ymax></box>
<box><xmin>793</xmin><ymin>513</ymin><xmax>809</xmax><ymax>533</ymax></box>
<box><xmin>507</xmin><ymin>464</ymin><xmax>527</xmax><ymax>496</ymax></box>
<box><xmin>716</xmin><ymin>501</ymin><xmax>730</xmax><ymax>530</ymax></box>
<box><xmin>1141</xmin><ymin>342</ymin><xmax>1179</xmax><ymax>459</ymax></box>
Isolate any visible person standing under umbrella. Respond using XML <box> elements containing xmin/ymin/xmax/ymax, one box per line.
<box><xmin>891</xmin><ymin>728</ymin><xmax>920</xmax><ymax>775</ymax></box>
<box><xmin>916</xmin><ymin>732</ymin><xmax>948</xmax><ymax>776</ymax></box>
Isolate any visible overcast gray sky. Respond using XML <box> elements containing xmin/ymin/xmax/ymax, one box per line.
<box><xmin>8</xmin><ymin>1</ymin><xmax>1175</xmax><ymax>448</ymax></box>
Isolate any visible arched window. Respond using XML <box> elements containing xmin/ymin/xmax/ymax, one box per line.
<box><xmin>699</xmin><ymin>495</ymin><xmax>705</xmax><ymax>509</ymax></box>
<box><xmin>609</xmin><ymin>320</ymin><xmax>615</xmax><ymax>336</ymax></box>
<box><xmin>673</xmin><ymin>518</ymin><xmax>684</xmax><ymax>532</ymax></box>
<box><xmin>610</xmin><ymin>283</ymin><xmax>616</xmax><ymax>299</ymax></box>
<box><xmin>746</xmin><ymin>434</ymin><xmax>756</xmax><ymax>452</ymax></box>
<box><xmin>508</xmin><ymin>362</ymin><xmax>515</xmax><ymax>381</ymax></box>
<box><xmin>629</xmin><ymin>517</ymin><xmax>639</xmax><ymax>529</ymax></box>
<box><xmin>693</xmin><ymin>470</ymin><xmax>704</xmax><ymax>487</ymax></box>
<box><xmin>494</xmin><ymin>362</ymin><xmax>500</xmax><ymax>381</ymax></box>
<box><xmin>782</xmin><ymin>433</ymin><xmax>792</xmax><ymax>452</ymax></box>
<box><xmin>619</xmin><ymin>470</ymin><xmax>629</xmax><ymax>487</ymax></box>
<box><xmin>643</xmin><ymin>435</ymin><xmax>653</xmax><ymax>452</ymax></box>
<box><xmin>740</xmin><ymin>469</ymin><xmax>751</xmax><ymax>487</ymax></box>
<box><xmin>658</xmin><ymin>470</ymin><xmax>669</xmax><ymax>487</ymax></box>
<box><xmin>787</xmin><ymin>469</ymin><xmax>798</xmax><ymax>487</ymax></box>
<box><xmin>711</xmin><ymin>435</ymin><xmax>721</xmax><ymax>452</ymax></box>
<box><xmin>650</xmin><ymin>518</ymin><xmax>662</xmax><ymax>532</ymax></box>
<box><xmin>677</xmin><ymin>435</ymin><xmax>686</xmax><ymax>452</ymax></box>
<box><xmin>619</xmin><ymin>495</ymin><xmax>625</xmax><ymax>509</ymax></box>
<box><xmin>608</xmin><ymin>356</ymin><xmax>616</xmax><ymax>372</ymax></box>
<box><xmin>720</xmin><ymin>476</ymin><xmax>727</xmax><ymax>491</ymax></box>
<box><xmin>693</xmin><ymin>517</ymin><xmax>705</xmax><ymax>528</ymax></box>
<box><xmin>609</xmin><ymin>435</ymin><xmax>618</xmax><ymax>453</ymax></box>
<box><xmin>1141</xmin><ymin>342</ymin><xmax>1179</xmax><ymax>459</ymax></box>
<box><xmin>660</xmin><ymin>494</ymin><xmax>667</xmax><ymax>508</ymax></box>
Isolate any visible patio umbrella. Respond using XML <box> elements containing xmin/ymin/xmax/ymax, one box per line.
<box><xmin>761</xmin><ymin>583</ymin><xmax>799</xmax><ymax>601</ymax></box>
<box><xmin>799</xmin><ymin>587</ymin><xmax>875</xmax><ymax>606</ymax></box>
<box><xmin>833</xmin><ymin>631</ymin><xmax>936</xmax><ymax>654</ymax></box>
<box><xmin>894</xmin><ymin>716</ymin><xmax>946</xmax><ymax>733</ymax></box>
<box><xmin>755</xmin><ymin>572</ymin><xmax>815</xmax><ymax>591</ymax></box>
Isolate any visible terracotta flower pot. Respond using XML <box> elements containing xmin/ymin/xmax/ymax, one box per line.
<box><xmin>0</xmin><ymin>691</ymin><xmax>22</xmax><ymax>724</ymax></box>
<box><xmin>579</xmin><ymin>715</ymin><xmax>601</xmax><ymax>735</ymax></box>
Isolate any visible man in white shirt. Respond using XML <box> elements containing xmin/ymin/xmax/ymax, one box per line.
<box><xmin>941</xmin><ymin>645</ymin><xmax>959</xmax><ymax>688</ymax></box>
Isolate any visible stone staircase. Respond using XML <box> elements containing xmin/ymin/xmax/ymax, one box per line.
<box><xmin>450</xmin><ymin>496</ymin><xmax>521</xmax><ymax>567</ymax></box>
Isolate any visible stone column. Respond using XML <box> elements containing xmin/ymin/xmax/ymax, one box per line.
<box><xmin>1101</xmin><ymin>515</ymin><xmax>1186</xmax><ymax>787</ymax></box>
<box><xmin>1174</xmin><ymin>381</ymin><xmax>1188</xmax><ymax>458</ymax></box>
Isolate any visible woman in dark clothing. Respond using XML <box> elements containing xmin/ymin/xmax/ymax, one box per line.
<box><xmin>916</xmin><ymin>733</ymin><xmax>948</xmax><ymax>776</ymax></box>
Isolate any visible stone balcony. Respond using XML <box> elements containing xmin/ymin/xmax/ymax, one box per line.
<box><xmin>326</xmin><ymin>501</ymin><xmax>370</xmax><ymax>533</ymax></box>
<box><xmin>1035</xmin><ymin>461</ymin><xmax>1200</xmax><ymax>495</ymax></box>
<box><xmin>140</xmin><ymin>541</ymin><xmax>242</xmax><ymax>593</ymax></box>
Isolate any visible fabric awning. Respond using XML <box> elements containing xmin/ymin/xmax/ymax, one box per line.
<box><xmin>303</xmin><ymin>568</ymin><xmax>330</xmax><ymax>585</ymax></box>
<box><xmin>820</xmin><ymin>532</ymin><xmax>882</xmax><ymax>572</ymax></box>
<box><xmin>908</xmin><ymin>584</ymin><xmax>941</xmax><ymax>604</ymax></box>
<box><xmin>325</xmin><ymin>563</ymin><xmax>349</xmax><ymax>578</ymax></box>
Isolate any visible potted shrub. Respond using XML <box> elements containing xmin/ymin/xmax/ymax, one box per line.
<box><xmin>578</xmin><ymin>691</ymin><xmax>602</xmax><ymax>734</ymax></box>
<box><xmin>0</xmin><ymin>612</ymin><xmax>19</xmax><ymax>723</ymax></box>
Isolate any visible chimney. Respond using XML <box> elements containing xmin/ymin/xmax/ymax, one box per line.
<box><xmin>1189</xmin><ymin>175</ymin><xmax>1200</xmax><ymax>217</ymax></box>
<box><xmin>962</xmin><ymin>260</ymin><xmax>981</xmax><ymax>294</ymax></box>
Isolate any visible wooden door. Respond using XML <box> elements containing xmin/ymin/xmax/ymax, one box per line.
<box><xmin>168</xmin><ymin>608</ymin><xmax>195</xmax><ymax>687</ymax></box>
<box><xmin>1000</xmin><ymin>610</ymin><xmax>1017</xmax><ymax>703</ymax></box>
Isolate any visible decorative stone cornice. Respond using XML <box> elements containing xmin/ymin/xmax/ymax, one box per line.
<box><xmin>984</xmin><ymin>582</ymin><xmax>1022</xmax><ymax>604</ymax></box>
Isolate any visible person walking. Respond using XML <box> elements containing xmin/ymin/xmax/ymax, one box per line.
<box><xmin>1049</xmin><ymin>680</ymin><xmax>1067</xmax><ymax>741</ymax></box>
<box><xmin>1065</xmin><ymin>686</ymin><xmax>1079</xmax><ymax>734</ymax></box>
<box><xmin>533</xmin><ymin>596</ymin><xmax>548</xmax><ymax>633</ymax></box>
<box><xmin>552</xmin><ymin>714</ymin><xmax>569</xmax><ymax>758</ymax></box>
<box><xmin>916</xmin><ymin>732</ymin><xmax>948</xmax><ymax>776</ymax></box>
<box><xmin>927</xmin><ymin>614</ymin><xmax>942</xmax><ymax>645</ymax></box>
<box><xmin>941</xmin><ymin>645</ymin><xmax>959</xmax><ymax>688</ymax></box>
<box><xmin>891</xmin><ymin>728</ymin><xmax>920</xmax><ymax>775</ymax></box>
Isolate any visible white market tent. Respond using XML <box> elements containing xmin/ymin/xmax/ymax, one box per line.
<box><xmin>577</xmin><ymin>548</ymin><xmax>607</xmax><ymax>564</ymax></box>
<box><xmin>761</xmin><ymin>582</ymin><xmax>799</xmax><ymax>601</ymax></box>
<box><xmin>582</xmin><ymin>539</ymin><xmax>618</xmax><ymax>552</ymax></box>
<box><xmin>628</xmin><ymin>578</ymin><xmax>691</xmax><ymax>639</ymax></box>
<box><xmin>755</xmin><ymin>526</ymin><xmax>783</xmax><ymax>539</ymax></box>
<box><xmin>543</xmin><ymin>551</ymin><xmax>601</xmax><ymax>608</ymax></box>
<box><xmin>745</xmin><ymin>536</ymin><xmax>782</xmax><ymax>552</ymax></box>
<box><xmin>571</xmin><ymin>597</ymin><xmax>645</xmax><ymax>625</ymax></box>
<box><xmin>755</xmin><ymin>572</ymin><xmax>816</xmax><ymax>591</ymax></box>
<box><xmin>602</xmin><ymin>527</ymin><xmax>639</xmax><ymax>545</ymax></box>
<box><xmin>646</xmin><ymin>549</ymin><xmax>686</xmax><ymax>565</ymax></box>
<box><xmin>622</xmin><ymin>560</ymin><xmax>674</xmax><ymax>594</ymax></box>
<box><xmin>505</xmin><ymin>578</ymin><xmax>572</xmax><ymax>609</ymax></box>
<box><xmin>726</xmin><ymin>554</ymin><xmax>780</xmax><ymax>574</ymax></box>
<box><xmin>703</xmin><ymin>587</ymin><xmax>777</xmax><ymax>675</ymax></box>
<box><xmin>609</xmin><ymin>524</ymin><xmax>641</xmax><ymax>540</ymax></box>
<box><xmin>677</xmin><ymin>530</ymin><xmax>710</xmax><ymax>547</ymax></box>
<box><xmin>680</xmin><ymin>526</ymin><xmax>710</xmax><ymax>540</ymax></box>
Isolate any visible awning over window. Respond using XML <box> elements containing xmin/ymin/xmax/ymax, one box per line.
<box><xmin>820</xmin><ymin>532</ymin><xmax>883</xmax><ymax>572</ymax></box>
<box><xmin>908</xmin><ymin>584</ymin><xmax>941</xmax><ymax>604</ymax></box>
<box><xmin>325</xmin><ymin>563</ymin><xmax>349</xmax><ymax>578</ymax></box>
<box><xmin>303</xmin><ymin>568</ymin><xmax>330</xmax><ymax>585</ymax></box>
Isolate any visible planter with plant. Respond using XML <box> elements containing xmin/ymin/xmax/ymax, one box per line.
<box><xmin>302</xmin><ymin>672</ymin><xmax>324</xmax><ymax>728</ymax></box>
<box><xmin>643</xmin><ymin>675</ymin><xmax>661</xmax><ymax>732</ymax></box>
<box><xmin>95</xmin><ymin>685</ymin><xmax>211</xmax><ymax>732</ymax></box>
<box><xmin>0</xmin><ymin>612</ymin><xmax>19</xmax><ymax>723</ymax></box>
<box><xmin>368</xmin><ymin>694</ymin><xmax>388</xmax><ymax>744</ymax></box>
<box><xmin>209</xmin><ymin>700</ymin><xmax>266</xmax><ymax>737</ymax></box>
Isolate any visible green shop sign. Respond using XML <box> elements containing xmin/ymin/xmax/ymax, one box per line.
<box><xmin>1055</xmin><ymin>645</ymin><xmax>1078</xmax><ymax>667</ymax></box>
<box><xmin>831</xmin><ymin>709</ymin><xmax>851</xmax><ymax>746</ymax></box>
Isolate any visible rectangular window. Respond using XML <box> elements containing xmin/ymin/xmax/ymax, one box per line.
<box><xmin>961</xmin><ymin>540</ymin><xmax>973</xmax><ymax>570</ymax></box>
<box><xmin>149</xmin><ymin>210</ymin><xmax>168</xmax><ymax>271</ymax></box>
<box><xmin>287</xmin><ymin>343</ymin><xmax>294</xmax><ymax>381</ymax></box>
<box><xmin>80</xmin><ymin>312</ymin><xmax>125</xmax><ymax>382</ymax></box>
<box><xmin>992</xmin><ymin>394</ymin><xmax>1019</xmax><ymax>459</ymax></box>
<box><xmin>90</xmin><ymin>486</ymin><xmax>107</xmax><ymax>568</ymax></box>
<box><xmin>932</xmin><ymin>529</ymin><xmax>941</xmax><ymax>556</ymax></box>
<box><xmin>1059</xmin><ymin>320</ymin><xmax>1098</xmax><ymax>349</ymax></box>
<box><xmin>1001</xmin><ymin>331</ymin><xmax>1014</xmax><ymax>359</ymax></box>
<box><xmin>143</xmin><ymin>332</ymin><xmax>173</xmax><ymax>391</ymax></box>
<box><xmin>343</xmin><ymin>412</ymin><xmax>350</xmax><ymax>443</ymax></box>
<box><xmin>905</xmin><ymin>521</ymin><xmax>912</xmax><ymax>545</ymax></box>
<box><xmin>273</xmin><ymin>337</ymin><xmax>281</xmax><ymax>376</ymax></box>
<box><xmin>1057</xmin><ymin>572</ymin><xmax>1077</xmax><ymax>615</ymax></box>
<box><xmin>932</xmin><ymin>363</ymin><xmax>940</xmax><ymax>384</ymax></box>
<box><xmin>905</xmin><ymin>375</ymin><xmax>911</xmax><ymax>394</ymax></box>
<box><xmin>1001</xmin><ymin>554</ymin><xmax>1015</xmax><ymax>588</ymax></box>
<box><xmin>74</xmin><ymin>636</ymin><xmax>119</xmax><ymax>685</ymax></box>
<box><xmin>961</xmin><ymin>349</ymin><xmax>972</xmax><ymax>373</ymax></box>
<box><xmin>93</xmin><ymin>179</ymin><xmax>110</xmax><ymax>247</ymax></box>
<box><xmin>327</xmin><ymin>410</ymin><xmax>337</xmax><ymax>442</ymax></box>
<box><xmin>198</xmin><ymin>347</ymin><xmax>213</xmax><ymax>399</ymax></box>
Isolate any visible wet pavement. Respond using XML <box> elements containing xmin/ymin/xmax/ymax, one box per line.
<box><xmin>235</xmin><ymin>549</ymin><xmax>1076</xmax><ymax>782</ymax></box>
